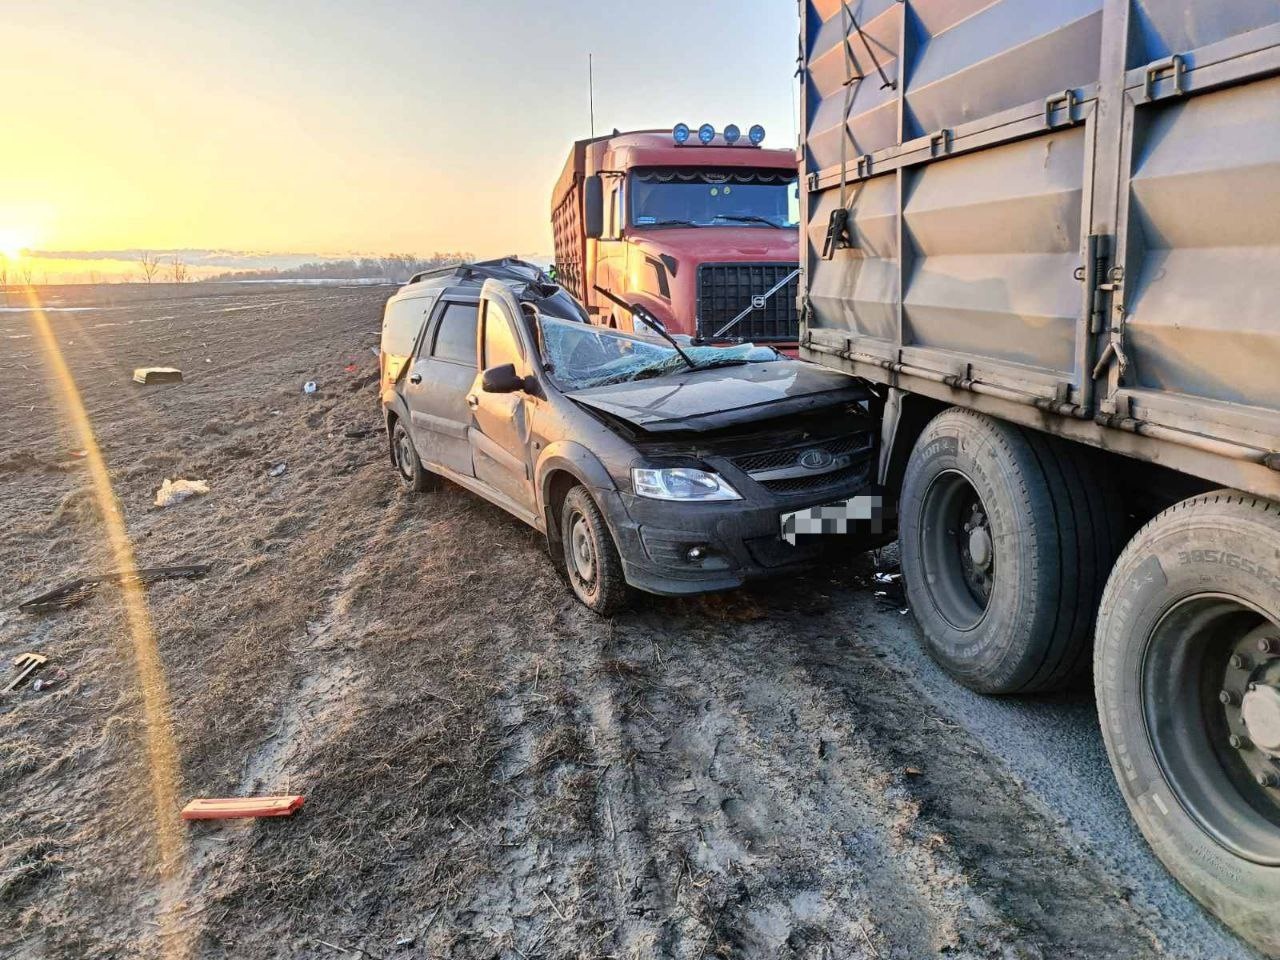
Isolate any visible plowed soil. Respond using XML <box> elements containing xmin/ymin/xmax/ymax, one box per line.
<box><xmin>0</xmin><ymin>284</ymin><xmax>1253</xmax><ymax>959</ymax></box>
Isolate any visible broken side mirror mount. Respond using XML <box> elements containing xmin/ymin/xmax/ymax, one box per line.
<box><xmin>584</xmin><ymin>174</ymin><xmax>604</xmax><ymax>239</ymax></box>
<box><xmin>481</xmin><ymin>363</ymin><xmax>526</xmax><ymax>394</ymax></box>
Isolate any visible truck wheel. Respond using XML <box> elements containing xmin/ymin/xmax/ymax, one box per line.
<box><xmin>391</xmin><ymin>420</ymin><xmax>436</xmax><ymax>493</ymax></box>
<box><xmin>561</xmin><ymin>485</ymin><xmax>627</xmax><ymax>615</ymax></box>
<box><xmin>1095</xmin><ymin>492</ymin><xmax>1280</xmax><ymax>956</ymax></box>
<box><xmin>899</xmin><ymin>409</ymin><xmax>1122</xmax><ymax>694</ymax></box>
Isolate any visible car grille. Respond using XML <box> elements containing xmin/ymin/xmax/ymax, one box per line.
<box><xmin>696</xmin><ymin>262</ymin><xmax>799</xmax><ymax>342</ymax></box>
<box><xmin>727</xmin><ymin>433</ymin><xmax>873</xmax><ymax>497</ymax></box>
<box><xmin>756</xmin><ymin>463</ymin><xmax>864</xmax><ymax>495</ymax></box>
<box><xmin>732</xmin><ymin>434</ymin><xmax>869</xmax><ymax>474</ymax></box>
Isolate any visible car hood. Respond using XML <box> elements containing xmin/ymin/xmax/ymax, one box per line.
<box><xmin>566</xmin><ymin>360</ymin><xmax>870</xmax><ymax>434</ymax></box>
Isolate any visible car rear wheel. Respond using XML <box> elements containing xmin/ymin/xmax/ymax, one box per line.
<box><xmin>561</xmin><ymin>485</ymin><xmax>627</xmax><ymax>615</ymax></box>
<box><xmin>899</xmin><ymin>408</ymin><xmax>1122</xmax><ymax>693</ymax></box>
<box><xmin>1095</xmin><ymin>492</ymin><xmax>1280</xmax><ymax>956</ymax></box>
<box><xmin>391</xmin><ymin>420</ymin><xmax>435</xmax><ymax>493</ymax></box>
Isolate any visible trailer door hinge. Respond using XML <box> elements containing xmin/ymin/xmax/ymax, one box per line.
<box><xmin>1074</xmin><ymin>234</ymin><xmax>1114</xmax><ymax>334</ymax></box>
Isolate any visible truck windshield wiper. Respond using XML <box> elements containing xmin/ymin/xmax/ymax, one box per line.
<box><xmin>647</xmin><ymin>218</ymin><xmax>701</xmax><ymax>227</ymax></box>
<box><xmin>712</xmin><ymin>214</ymin><xmax>787</xmax><ymax>228</ymax></box>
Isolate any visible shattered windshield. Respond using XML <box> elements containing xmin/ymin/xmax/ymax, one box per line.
<box><xmin>539</xmin><ymin>317</ymin><xmax>777</xmax><ymax>391</ymax></box>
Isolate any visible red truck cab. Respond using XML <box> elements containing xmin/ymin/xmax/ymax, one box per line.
<box><xmin>551</xmin><ymin>126</ymin><xmax>800</xmax><ymax>350</ymax></box>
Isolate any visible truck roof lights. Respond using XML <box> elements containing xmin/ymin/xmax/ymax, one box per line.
<box><xmin>749</xmin><ymin>124</ymin><xmax>766</xmax><ymax>145</ymax></box>
<box><xmin>672</xmin><ymin>122</ymin><xmax>690</xmax><ymax>145</ymax></box>
<box><xmin>698</xmin><ymin>123</ymin><xmax>716</xmax><ymax>145</ymax></box>
<box><xmin>724</xmin><ymin>124</ymin><xmax>741</xmax><ymax>145</ymax></box>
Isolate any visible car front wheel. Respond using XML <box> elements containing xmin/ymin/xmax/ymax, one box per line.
<box><xmin>561</xmin><ymin>485</ymin><xmax>627</xmax><ymax>615</ymax></box>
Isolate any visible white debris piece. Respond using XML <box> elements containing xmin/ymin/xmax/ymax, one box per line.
<box><xmin>154</xmin><ymin>478</ymin><xmax>210</xmax><ymax>508</ymax></box>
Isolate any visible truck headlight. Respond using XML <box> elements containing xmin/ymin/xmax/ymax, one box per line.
<box><xmin>632</xmin><ymin>467</ymin><xmax>741</xmax><ymax>502</ymax></box>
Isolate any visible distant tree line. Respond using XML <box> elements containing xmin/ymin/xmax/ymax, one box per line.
<box><xmin>206</xmin><ymin>252</ymin><xmax>474</xmax><ymax>283</ymax></box>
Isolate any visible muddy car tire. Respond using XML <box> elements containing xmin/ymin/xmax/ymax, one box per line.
<box><xmin>561</xmin><ymin>485</ymin><xmax>627</xmax><ymax>615</ymax></box>
<box><xmin>899</xmin><ymin>409</ymin><xmax>1122</xmax><ymax>694</ymax></box>
<box><xmin>1095</xmin><ymin>492</ymin><xmax>1280</xmax><ymax>957</ymax></box>
<box><xmin>391</xmin><ymin>421</ymin><xmax>435</xmax><ymax>493</ymax></box>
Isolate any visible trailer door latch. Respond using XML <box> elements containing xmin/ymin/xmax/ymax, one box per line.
<box><xmin>822</xmin><ymin>207</ymin><xmax>852</xmax><ymax>260</ymax></box>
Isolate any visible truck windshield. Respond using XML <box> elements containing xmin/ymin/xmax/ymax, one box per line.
<box><xmin>629</xmin><ymin>167</ymin><xmax>798</xmax><ymax>229</ymax></box>
<box><xmin>539</xmin><ymin>317</ymin><xmax>776</xmax><ymax>391</ymax></box>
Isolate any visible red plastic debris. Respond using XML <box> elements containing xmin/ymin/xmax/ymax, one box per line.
<box><xmin>181</xmin><ymin>795</ymin><xmax>305</xmax><ymax>820</ymax></box>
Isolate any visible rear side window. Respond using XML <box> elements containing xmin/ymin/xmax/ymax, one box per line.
<box><xmin>382</xmin><ymin>297</ymin><xmax>427</xmax><ymax>358</ymax></box>
<box><xmin>432</xmin><ymin>302</ymin><xmax>479</xmax><ymax>366</ymax></box>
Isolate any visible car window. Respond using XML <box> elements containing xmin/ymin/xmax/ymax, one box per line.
<box><xmin>382</xmin><ymin>296</ymin><xmax>427</xmax><ymax>358</ymax></box>
<box><xmin>482</xmin><ymin>301</ymin><xmax>523</xmax><ymax>371</ymax></box>
<box><xmin>431</xmin><ymin>302</ymin><xmax>478</xmax><ymax>366</ymax></box>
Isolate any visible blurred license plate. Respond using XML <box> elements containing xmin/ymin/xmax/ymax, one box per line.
<box><xmin>780</xmin><ymin>494</ymin><xmax>884</xmax><ymax>544</ymax></box>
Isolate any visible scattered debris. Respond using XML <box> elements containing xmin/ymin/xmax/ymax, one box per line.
<box><xmin>4</xmin><ymin>652</ymin><xmax>48</xmax><ymax>693</ymax></box>
<box><xmin>905</xmin><ymin>766</ymin><xmax>923</xmax><ymax>778</ymax></box>
<box><xmin>345</xmin><ymin>363</ymin><xmax>359</xmax><ymax>373</ymax></box>
<box><xmin>269</xmin><ymin>463</ymin><xmax>288</xmax><ymax>477</ymax></box>
<box><xmin>132</xmin><ymin>367</ymin><xmax>183</xmax><ymax>385</ymax></box>
<box><xmin>32</xmin><ymin>668</ymin><xmax>69</xmax><ymax>692</ymax></box>
<box><xmin>303</xmin><ymin>380</ymin><xmax>318</xmax><ymax>394</ymax></box>
<box><xmin>69</xmin><ymin>449</ymin><xmax>87</xmax><ymax>459</ymax></box>
<box><xmin>181</xmin><ymin>795</ymin><xmax>305</xmax><ymax>820</ymax></box>
<box><xmin>154</xmin><ymin>477</ymin><xmax>210</xmax><ymax>508</ymax></box>
<box><xmin>17</xmin><ymin>564</ymin><xmax>212</xmax><ymax>613</ymax></box>
<box><xmin>344</xmin><ymin>427</ymin><xmax>377</xmax><ymax>440</ymax></box>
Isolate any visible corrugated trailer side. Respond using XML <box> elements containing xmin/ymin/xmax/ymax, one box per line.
<box><xmin>801</xmin><ymin>0</ymin><xmax>1280</xmax><ymax>502</ymax></box>
<box><xmin>799</xmin><ymin>3</ymin><xmax>1280</xmax><ymax>953</ymax></box>
<box><xmin>551</xmin><ymin>141</ymin><xmax>588</xmax><ymax>305</ymax></box>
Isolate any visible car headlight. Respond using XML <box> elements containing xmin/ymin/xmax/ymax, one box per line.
<box><xmin>631</xmin><ymin>467</ymin><xmax>741</xmax><ymax>502</ymax></box>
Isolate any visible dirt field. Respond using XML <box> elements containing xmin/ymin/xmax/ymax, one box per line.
<box><xmin>0</xmin><ymin>284</ymin><xmax>1256</xmax><ymax>959</ymax></box>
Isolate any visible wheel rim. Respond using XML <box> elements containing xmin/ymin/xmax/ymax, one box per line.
<box><xmin>395</xmin><ymin>428</ymin><xmax>415</xmax><ymax>483</ymax></box>
<box><xmin>1142</xmin><ymin>594</ymin><xmax>1280</xmax><ymax>864</ymax></box>
<box><xmin>568</xmin><ymin>511</ymin><xmax>596</xmax><ymax>588</ymax></box>
<box><xmin>917</xmin><ymin>469</ymin><xmax>994</xmax><ymax>630</ymax></box>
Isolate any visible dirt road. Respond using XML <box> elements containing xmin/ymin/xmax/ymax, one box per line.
<box><xmin>0</xmin><ymin>285</ymin><xmax>1258</xmax><ymax>958</ymax></box>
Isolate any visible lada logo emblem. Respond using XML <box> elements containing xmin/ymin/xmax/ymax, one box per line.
<box><xmin>751</xmin><ymin>294</ymin><xmax>768</xmax><ymax>310</ymax></box>
<box><xmin>798</xmin><ymin>448</ymin><xmax>834</xmax><ymax>470</ymax></box>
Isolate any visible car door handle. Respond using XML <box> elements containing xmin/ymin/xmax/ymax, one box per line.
<box><xmin>409</xmin><ymin>372</ymin><xmax>422</xmax><ymax>384</ymax></box>
<box><xmin>466</xmin><ymin>394</ymin><xmax>479</xmax><ymax>408</ymax></box>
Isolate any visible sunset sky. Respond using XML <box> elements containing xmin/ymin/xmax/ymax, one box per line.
<box><xmin>2</xmin><ymin>0</ymin><xmax>798</xmax><ymax>281</ymax></box>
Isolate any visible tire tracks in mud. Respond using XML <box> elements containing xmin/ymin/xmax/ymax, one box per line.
<box><xmin>485</xmin><ymin>594</ymin><xmax>1167</xmax><ymax>960</ymax></box>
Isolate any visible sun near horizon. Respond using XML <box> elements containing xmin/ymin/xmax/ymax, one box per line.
<box><xmin>2</xmin><ymin>0</ymin><xmax>796</xmax><ymax>284</ymax></box>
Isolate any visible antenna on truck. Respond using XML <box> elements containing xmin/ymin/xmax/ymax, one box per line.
<box><xmin>588</xmin><ymin>53</ymin><xmax>596</xmax><ymax>138</ymax></box>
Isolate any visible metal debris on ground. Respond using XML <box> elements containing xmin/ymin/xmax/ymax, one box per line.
<box><xmin>269</xmin><ymin>463</ymin><xmax>288</xmax><ymax>477</ymax></box>
<box><xmin>4</xmin><ymin>652</ymin><xmax>48</xmax><ymax>692</ymax></box>
<box><xmin>343</xmin><ymin>427</ymin><xmax>377</xmax><ymax>440</ymax></box>
<box><xmin>181</xmin><ymin>795</ymin><xmax>305</xmax><ymax>820</ymax></box>
<box><xmin>17</xmin><ymin>564</ymin><xmax>212</xmax><ymax>613</ymax></box>
<box><xmin>303</xmin><ymin>380</ymin><xmax>318</xmax><ymax>394</ymax></box>
<box><xmin>154</xmin><ymin>477</ymin><xmax>210</xmax><ymax>507</ymax></box>
<box><xmin>132</xmin><ymin>367</ymin><xmax>184</xmax><ymax>385</ymax></box>
<box><xmin>32</xmin><ymin>668</ymin><xmax>69</xmax><ymax>692</ymax></box>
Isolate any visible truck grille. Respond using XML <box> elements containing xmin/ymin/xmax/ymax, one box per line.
<box><xmin>696</xmin><ymin>262</ymin><xmax>800</xmax><ymax>342</ymax></box>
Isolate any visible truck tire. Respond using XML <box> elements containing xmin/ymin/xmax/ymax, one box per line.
<box><xmin>899</xmin><ymin>409</ymin><xmax>1122</xmax><ymax>694</ymax></box>
<box><xmin>561</xmin><ymin>485</ymin><xmax>627</xmax><ymax>615</ymax></box>
<box><xmin>1095</xmin><ymin>492</ymin><xmax>1280</xmax><ymax>956</ymax></box>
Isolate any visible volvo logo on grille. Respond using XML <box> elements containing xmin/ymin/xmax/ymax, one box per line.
<box><xmin>797</xmin><ymin>448</ymin><xmax>834</xmax><ymax>470</ymax></box>
<box><xmin>751</xmin><ymin>294</ymin><xmax>768</xmax><ymax>310</ymax></box>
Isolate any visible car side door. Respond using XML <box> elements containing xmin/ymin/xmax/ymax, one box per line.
<box><xmin>467</xmin><ymin>282</ymin><xmax>539</xmax><ymax>514</ymax></box>
<box><xmin>403</xmin><ymin>298</ymin><xmax>479</xmax><ymax>478</ymax></box>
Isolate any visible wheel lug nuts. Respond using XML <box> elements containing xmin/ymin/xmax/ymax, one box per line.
<box><xmin>1258</xmin><ymin>637</ymin><xmax>1278</xmax><ymax>655</ymax></box>
<box><xmin>1230</xmin><ymin>654</ymin><xmax>1251</xmax><ymax>670</ymax></box>
<box><xmin>1220</xmin><ymin>690</ymin><xmax>1238</xmax><ymax>706</ymax></box>
<box><xmin>1229</xmin><ymin>734</ymin><xmax>1251</xmax><ymax>750</ymax></box>
<box><xmin>1257</xmin><ymin>772</ymin><xmax>1279</xmax><ymax>789</ymax></box>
